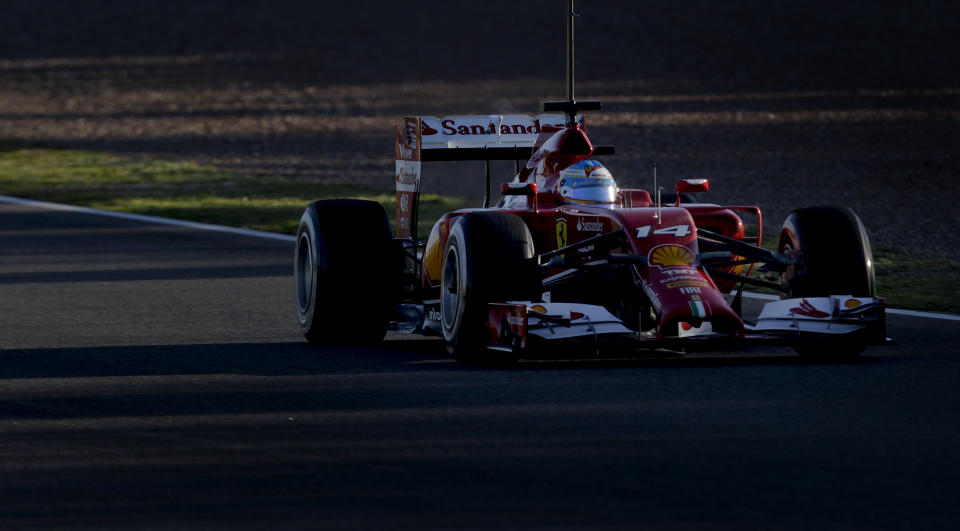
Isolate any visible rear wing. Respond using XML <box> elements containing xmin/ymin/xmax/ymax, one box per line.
<box><xmin>394</xmin><ymin>114</ymin><xmax>565</xmax><ymax>239</ymax></box>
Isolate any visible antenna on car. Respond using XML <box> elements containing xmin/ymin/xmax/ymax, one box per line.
<box><xmin>541</xmin><ymin>0</ymin><xmax>601</xmax><ymax>126</ymax></box>
<box><xmin>654</xmin><ymin>163</ymin><xmax>662</xmax><ymax>223</ymax></box>
<box><xmin>567</xmin><ymin>0</ymin><xmax>576</xmax><ymax>102</ymax></box>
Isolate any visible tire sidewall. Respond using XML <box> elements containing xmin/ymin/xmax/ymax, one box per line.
<box><xmin>778</xmin><ymin>213</ymin><xmax>804</xmax><ymax>298</ymax></box>
<box><xmin>295</xmin><ymin>204</ymin><xmax>324</xmax><ymax>335</ymax></box>
<box><xmin>441</xmin><ymin>217</ymin><xmax>475</xmax><ymax>352</ymax></box>
<box><xmin>293</xmin><ymin>206</ymin><xmax>318</xmax><ymax>332</ymax></box>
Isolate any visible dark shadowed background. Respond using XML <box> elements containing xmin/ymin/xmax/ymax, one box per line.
<box><xmin>1</xmin><ymin>0</ymin><xmax>958</xmax><ymax>255</ymax></box>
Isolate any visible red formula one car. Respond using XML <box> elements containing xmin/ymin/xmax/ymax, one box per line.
<box><xmin>294</xmin><ymin>100</ymin><xmax>886</xmax><ymax>363</ymax></box>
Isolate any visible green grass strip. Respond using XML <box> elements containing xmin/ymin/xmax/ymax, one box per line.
<box><xmin>0</xmin><ymin>142</ymin><xmax>473</xmax><ymax>235</ymax></box>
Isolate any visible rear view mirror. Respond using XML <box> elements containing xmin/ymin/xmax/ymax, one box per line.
<box><xmin>501</xmin><ymin>182</ymin><xmax>538</xmax><ymax>196</ymax></box>
<box><xmin>501</xmin><ymin>181</ymin><xmax>539</xmax><ymax>211</ymax></box>
<box><xmin>676</xmin><ymin>178</ymin><xmax>709</xmax><ymax>194</ymax></box>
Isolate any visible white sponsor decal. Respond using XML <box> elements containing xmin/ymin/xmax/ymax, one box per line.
<box><xmin>640</xmin><ymin>277</ymin><xmax>662</xmax><ymax>312</ymax></box>
<box><xmin>427</xmin><ymin>308</ymin><xmax>441</xmax><ymax>321</ymax></box>
<box><xmin>395</xmin><ymin>160</ymin><xmax>421</xmax><ymax>192</ymax></box>
<box><xmin>422</xmin><ymin>115</ymin><xmax>563</xmax><ymax>137</ymax></box>
<box><xmin>577</xmin><ymin>218</ymin><xmax>604</xmax><ymax>232</ymax></box>
<box><xmin>438</xmin><ymin>118</ymin><xmax>546</xmax><ymax>136</ymax></box>
<box><xmin>660</xmin><ymin>268</ymin><xmax>700</xmax><ymax>278</ymax></box>
<box><xmin>636</xmin><ymin>224</ymin><xmax>692</xmax><ymax>238</ymax></box>
<box><xmin>418</xmin><ymin>114</ymin><xmax>565</xmax><ymax>149</ymax></box>
<box><xmin>397</xmin><ymin>143</ymin><xmax>415</xmax><ymax>161</ymax></box>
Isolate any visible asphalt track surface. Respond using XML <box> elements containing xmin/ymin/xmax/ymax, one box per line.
<box><xmin>2</xmin><ymin>201</ymin><xmax>960</xmax><ymax>530</ymax></box>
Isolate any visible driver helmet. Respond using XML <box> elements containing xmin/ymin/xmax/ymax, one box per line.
<box><xmin>557</xmin><ymin>160</ymin><xmax>618</xmax><ymax>205</ymax></box>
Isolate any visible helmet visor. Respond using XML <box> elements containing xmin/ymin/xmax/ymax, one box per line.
<box><xmin>560</xmin><ymin>176</ymin><xmax>617</xmax><ymax>204</ymax></box>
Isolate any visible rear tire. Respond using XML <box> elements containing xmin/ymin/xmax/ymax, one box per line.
<box><xmin>295</xmin><ymin>199</ymin><xmax>399</xmax><ymax>344</ymax></box>
<box><xmin>778</xmin><ymin>206</ymin><xmax>876</xmax><ymax>358</ymax></box>
<box><xmin>440</xmin><ymin>212</ymin><xmax>538</xmax><ymax>363</ymax></box>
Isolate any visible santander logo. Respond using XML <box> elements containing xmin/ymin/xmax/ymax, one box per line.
<box><xmin>419</xmin><ymin>115</ymin><xmax>565</xmax><ymax>137</ymax></box>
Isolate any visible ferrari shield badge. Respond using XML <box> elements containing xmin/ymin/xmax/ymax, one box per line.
<box><xmin>556</xmin><ymin>218</ymin><xmax>568</xmax><ymax>248</ymax></box>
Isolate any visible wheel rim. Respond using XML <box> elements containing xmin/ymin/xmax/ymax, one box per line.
<box><xmin>780</xmin><ymin>242</ymin><xmax>797</xmax><ymax>298</ymax></box>
<box><xmin>296</xmin><ymin>232</ymin><xmax>313</xmax><ymax>314</ymax></box>
<box><xmin>442</xmin><ymin>245</ymin><xmax>460</xmax><ymax>329</ymax></box>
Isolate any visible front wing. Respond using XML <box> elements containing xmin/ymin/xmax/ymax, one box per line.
<box><xmin>486</xmin><ymin>296</ymin><xmax>887</xmax><ymax>354</ymax></box>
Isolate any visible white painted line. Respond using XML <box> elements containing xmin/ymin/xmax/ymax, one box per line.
<box><xmin>885</xmin><ymin>308</ymin><xmax>960</xmax><ymax>322</ymax></box>
<box><xmin>3</xmin><ymin>195</ymin><xmax>958</xmax><ymax>322</ymax></box>
<box><xmin>0</xmin><ymin>195</ymin><xmax>296</xmax><ymax>243</ymax></box>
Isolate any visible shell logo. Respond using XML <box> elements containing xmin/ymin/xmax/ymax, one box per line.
<box><xmin>845</xmin><ymin>298</ymin><xmax>863</xmax><ymax>309</ymax></box>
<box><xmin>648</xmin><ymin>245</ymin><xmax>695</xmax><ymax>268</ymax></box>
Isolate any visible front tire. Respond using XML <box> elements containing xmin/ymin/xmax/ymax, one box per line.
<box><xmin>779</xmin><ymin>206</ymin><xmax>875</xmax><ymax>298</ymax></box>
<box><xmin>778</xmin><ymin>205</ymin><xmax>876</xmax><ymax>358</ymax></box>
<box><xmin>440</xmin><ymin>212</ymin><xmax>538</xmax><ymax>363</ymax></box>
<box><xmin>295</xmin><ymin>199</ymin><xmax>399</xmax><ymax>344</ymax></box>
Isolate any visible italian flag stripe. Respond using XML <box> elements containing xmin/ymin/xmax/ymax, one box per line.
<box><xmin>689</xmin><ymin>301</ymin><xmax>706</xmax><ymax>318</ymax></box>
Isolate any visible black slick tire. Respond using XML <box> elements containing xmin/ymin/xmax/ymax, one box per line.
<box><xmin>295</xmin><ymin>199</ymin><xmax>399</xmax><ymax>344</ymax></box>
<box><xmin>440</xmin><ymin>212</ymin><xmax>538</xmax><ymax>364</ymax></box>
